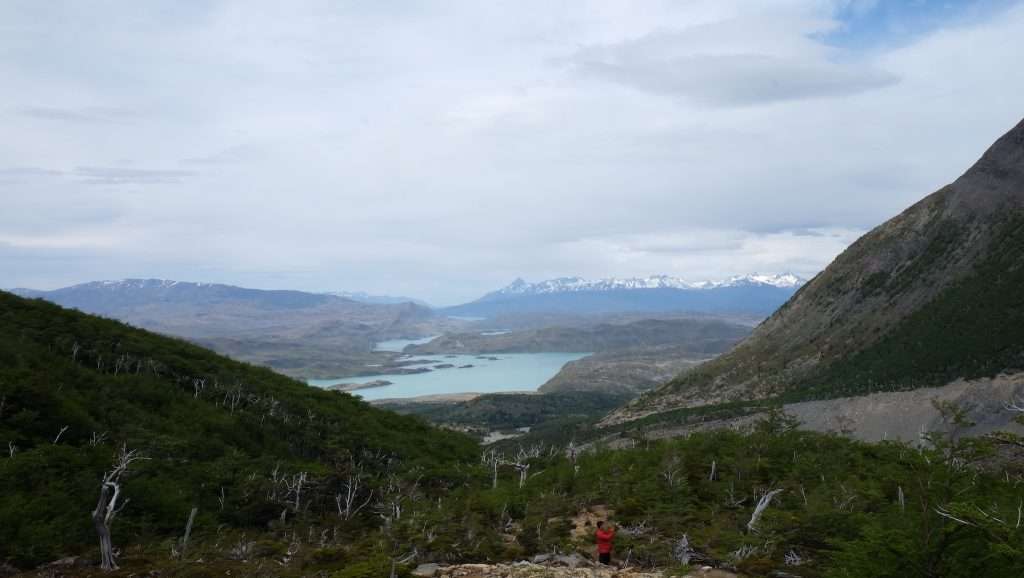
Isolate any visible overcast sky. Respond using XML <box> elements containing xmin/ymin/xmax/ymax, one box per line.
<box><xmin>2</xmin><ymin>0</ymin><xmax>1023</xmax><ymax>305</ymax></box>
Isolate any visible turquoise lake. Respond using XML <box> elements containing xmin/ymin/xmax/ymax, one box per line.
<box><xmin>308</xmin><ymin>352</ymin><xmax>590</xmax><ymax>400</ymax></box>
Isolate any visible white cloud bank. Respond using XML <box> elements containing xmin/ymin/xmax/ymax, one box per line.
<box><xmin>0</xmin><ymin>0</ymin><xmax>1022</xmax><ymax>303</ymax></box>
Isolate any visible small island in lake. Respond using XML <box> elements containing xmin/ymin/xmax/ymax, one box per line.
<box><xmin>327</xmin><ymin>379</ymin><xmax>393</xmax><ymax>392</ymax></box>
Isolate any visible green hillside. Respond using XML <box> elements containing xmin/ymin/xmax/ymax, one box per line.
<box><xmin>2</xmin><ymin>291</ymin><xmax>1023</xmax><ymax>577</ymax></box>
<box><xmin>0</xmin><ymin>290</ymin><xmax>475</xmax><ymax>568</ymax></box>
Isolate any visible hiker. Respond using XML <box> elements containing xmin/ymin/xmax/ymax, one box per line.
<box><xmin>595</xmin><ymin>520</ymin><xmax>615</xmax><ymax>565</ymax></box>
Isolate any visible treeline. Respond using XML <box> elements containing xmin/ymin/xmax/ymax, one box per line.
<box><xmin>380</xmin><ymin>391</ymin><xmax>633</xmax><ymax>432</ymax></box>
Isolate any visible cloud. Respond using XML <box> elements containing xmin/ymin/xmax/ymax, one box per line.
<box><xmin>16</xmin><ymin>106</ymin><xmax>138</xmax><ymax>124</ymax></box>
<box><xmin>572</xmin><ymin>22</ymin><xmax>899</xmax><ymax>106</ymax></box>
<box><xmin>72</xmin><ymin>166</ymin><xmax>196</xmax><ymax>185</ymax></box>
<box><xmin>180</xmin><ymin>145</ymin><xmax>263</xmax><ymax>165</ymax></box>
<box><xmin>0</xmin><ymin>1</ymin><xmax>1022</xmax><ymax>303</ymax></box>
<box><xmin>0</xmin><ymin>166</ymin><xmax>64</xmax><ymax>183</ymax></box>
<box><xmin>577</xmin><ymin>51</ymin><xmax>898</xmax><ymax>106</ymax></box>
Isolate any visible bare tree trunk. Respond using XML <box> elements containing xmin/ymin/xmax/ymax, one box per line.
<box><xmin>92</xmin><ymin>483</ymin><xmax>118</xmax><ymax>570</ymax></box>
<box><xmin>92</xmin><ymin>444</ymin><xmax>146</xmax><ymax>571</ymax></box>
<box><xmin>53</xmin><ymin>425</ymin><xmax>69</xmax><ymax>445</ymax></box>
<box><xmin>747</xmin><ymin>489</ymin><xmax>784</xmax><ymax>533</ymax></box>
<box><xmin>180</xmin><ymin>507</ymin><xmax>198</xmax><ymax>559</ymax></box>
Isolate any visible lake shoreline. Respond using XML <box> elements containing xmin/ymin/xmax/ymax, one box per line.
<box><xmin>309</xmin><ymin>351</ymin><xmax>591</xmax><ymax>401</ymax></box>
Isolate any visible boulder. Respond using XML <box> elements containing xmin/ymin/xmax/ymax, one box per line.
<box><xmin>413</xmin><ymin>562</ymin><xmax>441</xmax><ymax>577</ymax></box>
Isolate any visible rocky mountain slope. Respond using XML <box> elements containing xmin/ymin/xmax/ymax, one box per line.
<box><xmin>538</xmin><ymin>345</ymin><xmax>714</xmax><ymax>396</ymax></box>
<box><xmin>441</xmin><ymin>275</ymin><xmax>803</xmax><ymax>318</ymax></box>
<box><xmin>607</xmin><ymin>118</ymin><xmax>1024</xmax><ymax>425</ymax></box>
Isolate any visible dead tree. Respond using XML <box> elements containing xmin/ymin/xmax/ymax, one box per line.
<box><xmin>374</xmin><ymin>474</ymin><xmax>420</xmax><ymax>525</ymax></box>
<box><xmin>513</xmin><ymin>462</ymin><xmax>530</xmax><ymax>489</ymax></box>
<box><xmin>336</xmin><ymin>462</ymin><xmax>373</xmax><ymax>520</ymax></box>
<box><xmin>93</xmin><ymin>444</ymin><xmax>147</xmax><ymax>571</ymax></box>
<box><xmin>747</xmin><ymin>488</ymin><xmax>784</xmax><ymax>533</ymax></box>
<box><xmin>90</xmin><ymin>431</ymin><xmax>109</xmax><ymax>447</ymax></box>
<box><xmin>172</xmin><ymin>507</ymin><xmax>198</xmax><ymax>560</ymax></box>
<box><xmin>284</xmin><ymin>471</ymin><xmax>308</xmax><ymax>513</ymax></box>
<box><xmin>672</xmin><ymin>534</ymin><xmax>695</xmax><ymax>565</ymax></box>
<box><xmin>53</xmin><ymin>425</ymin><xmax>69</xmax><ymax>445</ymax></box>
<box><xmin>481</xmin><ymin>449</ymin><xmax>504</xmax><ymax>489</ymax></box>
<box><xmin>661</xmin><ymin>454</ymin><xmax>682</xmax><ymax>488</ymax></box>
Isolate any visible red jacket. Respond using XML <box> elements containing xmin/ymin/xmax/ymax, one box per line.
<box><xmin>595</xmin><ymin>528</ymin><xmax>615</xmax><ymax>554</ymax></box>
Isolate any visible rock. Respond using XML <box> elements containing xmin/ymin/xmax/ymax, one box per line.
<box><xmin>413</xmin><ymin>563</ymin><xmax>441</xmax><ymax>577</ymax></box>
<box><xmin>0</xmin><ymin>563</ymin><xmax>19</xmax><ymax>578</ymax></box>
<box><xmin>43</xmin><ymin>556</ymin><xmax>88</xmax><ymax>568</ymax></box>
<box><xmin>552</xmin><ymin>553</ymin><xmax>586</xmax><ymax>568</ymax></box>
<box><xmin>434</xmin><ymin>363</ymin><xmax>456</xmax><ymax>369</ymax></box>
<box><xmin>531</xmin><ymin>553</ymin><xmax>551</xmax><ymax>564</ymax></box>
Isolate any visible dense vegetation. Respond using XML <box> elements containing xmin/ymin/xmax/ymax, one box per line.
<box><xmin>0</xmin><ymin>291</ymin><xmax>475</xmax><ymax>570</ymax></box>
<box><xmin>791</xmin><ymin>212</ymin><xmax>1024</xmax><ymax>401</ymax></box>
<box><xmin>380</xmin><ymin>391</ymin><xmax>633</xmax><ymax>431</ymax></box>
<box><xmin>655</xmin><ymin>211</ymin><xmax>1024</xmax><ymax>412</ymax></box>
<box><xmin>2</xmin><ymin>291</ymin><xmax>1023</xmax><ymax>577</ymax></box>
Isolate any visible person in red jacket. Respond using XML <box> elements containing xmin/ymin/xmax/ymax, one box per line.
<box><xmin>595</xmin><ymin>520</ymin><xmax>615</xmax><ymax>565</ymax></box>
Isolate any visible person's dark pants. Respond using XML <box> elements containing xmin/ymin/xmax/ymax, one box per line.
<box><xmin>599</xmin><ymin>552</ymin><xmax>611</xmax><ymax>565</ymax></box>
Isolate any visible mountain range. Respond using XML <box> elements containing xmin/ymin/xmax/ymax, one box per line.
<box><xmin>327</xmin><ymin>290</ymin><xmax>431</xmax><ymax>307</ymax></box>
<box><xmin>10</xmin><ymin>279</ymin><xmax>448</xmax><ymax>378</ymax></box>
<box><xmin>442</xmin><ymin>274</ymin><xmax>804</xmax><ymax>318</ymax></box>
<box><xmin>607</xmin><ymin>117</ymin><xmax>1024</xmax><ymax>427</ymax></box>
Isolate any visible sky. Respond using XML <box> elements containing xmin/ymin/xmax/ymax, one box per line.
<box><xmin>1</xmin><ymin>0</ymin><xmax>1023</xmax><ymax>305</ymax></box>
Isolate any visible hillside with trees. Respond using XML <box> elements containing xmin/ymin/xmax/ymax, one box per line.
<box><xmin>2</xmin><ymin>291</ymin><xmax>1024</xmax><ymax>577</ymax></box>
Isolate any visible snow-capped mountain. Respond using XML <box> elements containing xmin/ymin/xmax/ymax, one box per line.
<box><xmin>492</xmin><ymin>274</ymin><xmax>804</xmax><ymax>297</ymax></box>
<box><xmin>326</xmin><ymin>291</ymin><xmax>430</xmax><ymax>307</ymax></box>
<box><xmin>442</xmin><ymin>273</ymin><xmax>806</xmax><ymax>318</ymax></box>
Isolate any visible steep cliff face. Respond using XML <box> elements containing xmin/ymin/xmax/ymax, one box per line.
<box><xmin>608</xmin><ymin>118</ymin><xmax>1024</xmax><ymax>424</ymax></box>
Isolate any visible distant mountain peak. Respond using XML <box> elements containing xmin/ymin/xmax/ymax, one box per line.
<box><xmin>325</xmin><ymin>290</ymin><xmax>430</xmax><ymax>307</ymax></box>
<box><xmin>491</xmin><ymin>273</ymin><xmax>805</xmax><ymax>297</ymax></box>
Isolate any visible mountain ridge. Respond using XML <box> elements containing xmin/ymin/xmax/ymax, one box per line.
<box><xmin>485</xmin><ymin>273</ymin><xmax>804</xmax><ymax>299</ymax></box>
<box><xmin>9</xmin><ymin>278</ymin><xmax>451</xmax><ymax>378</ymax></box>
<box><xmin>443</xmin><ymin>274</ymin><xmax>804</xmax><ymax>319</ymax></box>
<box><xmin>606</xmin><ymin>117</ymin><xmax>1024</xmax><ymax>425</ymax></box>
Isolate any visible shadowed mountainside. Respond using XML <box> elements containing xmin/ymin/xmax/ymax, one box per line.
<box><xmin>608</xmin><ymin>118</ymin><xmax>1024</xmax><ymax>425</ymax></box>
